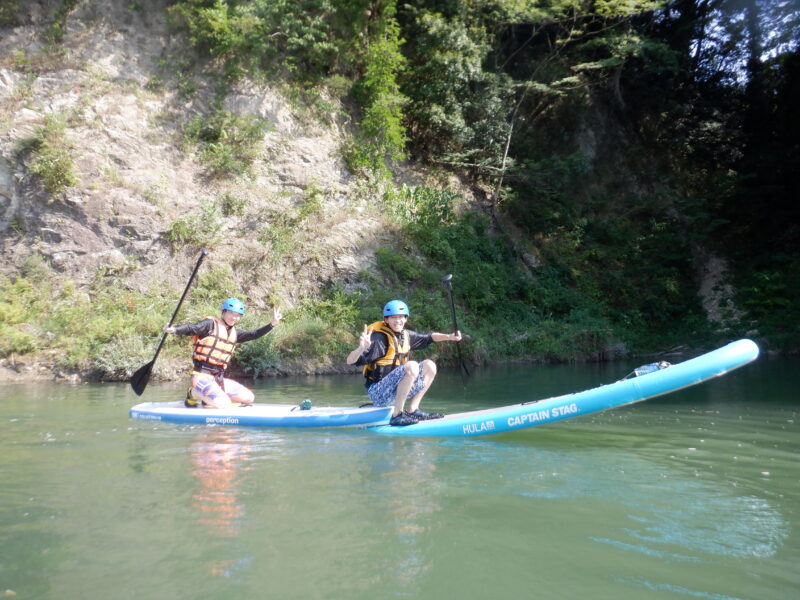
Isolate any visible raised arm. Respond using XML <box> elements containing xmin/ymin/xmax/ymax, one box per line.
<box><xmin>347</xmin><ymin>324</ymin><xmax>374</xmax><ymax>365</ymax></box>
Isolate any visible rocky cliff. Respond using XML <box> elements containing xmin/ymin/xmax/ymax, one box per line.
<box><xmin>0</xmin><ymin>1</ymin><xmax>409</xmax><ymax>308</ymax></box>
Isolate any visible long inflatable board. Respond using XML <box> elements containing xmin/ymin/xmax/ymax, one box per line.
<box><xmin>130</xmin><ymin>401</ymin><xmax>392</xmax><ymax>428</ymax></box>
<box><xmin>129</xmin><ymin>339</ymin><xmax>759</xmax><ymax>437</ymax></box>
<box><xmin>367</xmin><ymin>338</ymin><xmax>760</xmax><ymax>437</ymax></box>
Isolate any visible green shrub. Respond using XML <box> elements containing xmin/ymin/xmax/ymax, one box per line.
<box><xmin>0</xmin><ymin>1</ymin><xmax>20</xmax><ymax>27</ymax></box>
<box><xmin>297</xmin><ymin>185</ymin><xmax>324</xmax><ymax>221</ymax></box>
<box><xmin>25</xmin><ymin>113</ymin><xmax>78</xmax><ymax>195</ymax></box>
<box><xmin>190</xmin><ymin>263</ymin><xmax>240</xmax><ymax>309</ymax></box>
<box><xmin>219</xmin><ymin>192</ymin><xmax>247</xmax><ymax>217</ymax></box>
<box><xmin>733</xmin><ymin>262</ymin><xmax>800</xmax><ymax>350</ymax></box>
<box><xmin>399</xmin><ymin>10</ymin><xmax>512</xmax><ymax>167</ymax></box>
<box><xmin>257</xmin><ymin>221</ymin><xmax>294</xmax><ymax>258</ymax></box>
<box><xmin>351</xmin><ymin>7</ymin><xmax>408</xmax><ymax>173</ymax></box>
<box><xmin>41</xmin><ymin>0</ymin><xmax>80</xmax><ymax>44</ymax></box>
<box><xmin>383</xmin><ymin>184</ymin><xmax>457</xmax><ymax>227</ymax></box>
<box><xmin>166</xmin><ymin>198</ymin><xmax>225</xmax><ymax>249</ymax></box>
<box><xmin>236</xmin><ymin>317</ymin><xmax>348</xmax><ymax>374</ymax></box>
<box><xmin>232</xmin><ymin>331</ymin><xmax>281</xmax><ymax>374</ymax></box>
<box><xmin>0</xmin><ymin>324</ymin><xmax>39</xmax><ymax>357</ymax></box>
<box><xmin>170</xmin><ymin>0</ymin><xmax>368</xmax><ymax>81</ymax></box>
<box><xmin>235</xmin><ymin>285</ymin><xmax>365</xmax><ymax>374</ymax></box>
<box><xmin>172</xmin><ymin>0</ymin><xmax>406</xmax><ymax>177</ymax></box>
<box><xmin>183</xmin><ymin>109</ymin><xmax>267</xmax><ymax>177</ymax></box>
<box><xmin>375</xmin><ymin>247</ymin><xmax>422</xmax><ymax>282</ymax></box>
<box><xmin>0</xmin><ymin>268</ymin><xmax>175</xmax><ymax>369</ymax></box>
<box><xmin>93</xmin><ymin>334</ymin><xmax>155</xmax><ymax>380</ymax></box>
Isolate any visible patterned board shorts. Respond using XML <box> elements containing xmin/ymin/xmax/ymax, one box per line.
<box><xmin>191</xmin><ymin>372</ymin><xmax>251</xmax><ymax>408</ymax></box>
<box><xmin>366</xmin><ymin>364</ymin><xmax>427</xmax><ymax>408</ymax></box>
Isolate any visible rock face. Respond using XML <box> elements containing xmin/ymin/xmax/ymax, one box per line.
<box><xmin>695</xmin><ymin>250</ymin><xmax>743</xmax><ymax>329</ymax></box>
<box><xmin>0</xmin><ymin>0</ymin><xmax>391</xmax><ymax>310</ymax></box>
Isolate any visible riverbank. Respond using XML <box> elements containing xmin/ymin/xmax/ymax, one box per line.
<box><xmin>0</xmin><ymin>355</ymin><xmax>357</xmax><ymax>384</ymax></box>
<box><xmin>3</xmin><ymin>340</ymin><xmax>765</xmax><ymax>385</ymax></box>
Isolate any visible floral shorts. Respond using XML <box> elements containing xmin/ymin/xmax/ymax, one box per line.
<box><xmin>366</xmin><ymin>364</ymin><xmax>427</xmax><ymax>408</ymax></box>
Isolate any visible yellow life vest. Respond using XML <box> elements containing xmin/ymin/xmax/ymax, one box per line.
<box><xmin>192</xmin><ymin>316</ymin><xmax>237</xmax><ymax>370</ymax></box>
<box><xmin>362</xmin><ymin>321</ymin><xmax>411</xmax><ymax>383</ymax></box>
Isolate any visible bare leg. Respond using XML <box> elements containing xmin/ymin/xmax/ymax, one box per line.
<box><xmin>407</xmin><ymin>360</ymin><xmax>437</xmax><ymax>413</ymax></box>
<box><xmin>393</xmin><ymin>361</ymin><xmax>420</xmax><ymax>416</ymax></box>
<box><xmin>224</xmin><ymin>378</ymin><xmax>255</xmax><ymax>406</ymax></box>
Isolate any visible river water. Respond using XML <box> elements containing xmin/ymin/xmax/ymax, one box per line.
<box><xmin>1</xmin><ymin>353</ymin><xmax>797</xmax><ymax>599</ymax></box>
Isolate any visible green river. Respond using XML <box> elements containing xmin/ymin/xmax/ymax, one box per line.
<box><xmin>1</xmin><ymin>354</ymin><xmax>798</xmax><ymax>599</ymax></box>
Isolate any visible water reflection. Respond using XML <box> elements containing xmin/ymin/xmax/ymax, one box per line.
<box><xmin>190</xmin><ymin>429</ymin><xmax>251</xmax><ymax>537</ymax></box>
<box><xmin>374</xmin><ymin>439</ymin><xmax>443</xmax><ymax>591</ymax></box>
<box><xmin>190</xmin><ymin>429</ymin><xmax>251</xmax><ymax>578</ymax></box>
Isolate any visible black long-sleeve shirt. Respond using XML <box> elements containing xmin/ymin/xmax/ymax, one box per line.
<box><xmin>173</xmin><ymin>318</ymin><xmax>274</xmax><ymax>343</ymax></box>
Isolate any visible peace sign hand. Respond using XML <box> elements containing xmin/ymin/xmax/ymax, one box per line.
<box><xmin>358</xmin><ymin>324</ymin><xmax>373</xmax><ymax>351</ymax></box>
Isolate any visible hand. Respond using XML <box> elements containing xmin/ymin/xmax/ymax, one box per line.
<box><xmin>346</xmin><ymin>324</ymin><xmax>374</xmax><ymax>365</ymax></box>
<box><xmin>451</xmin><ymin>331</ymin><xmax>462</xmax><ymax>342</ymax></box>
<box><xmin>358</xmin><ymin>324</ymin><xmax>373</xmax><ymax>351</ymax></box>
<box><xmin>271</xmin><ymin>306</ymin><xmax>283</xmax><ymax>327</ymax></box>
<box><xmin>163</xmin><ymin>325</ymin><xmax>176</xmax><ymax>334</ymax></box>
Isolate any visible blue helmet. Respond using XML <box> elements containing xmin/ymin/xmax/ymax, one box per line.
<box><xmin>383</xmin><ymin>300</ymin><xmax>409</xmax><ymax>317</ymax></box>
<box><xmin>222</xmin><ymin>297</ymin><xmax>245</xmax><ymax>315</ymax></box>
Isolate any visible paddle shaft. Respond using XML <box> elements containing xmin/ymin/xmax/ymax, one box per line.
<box><xmin>442</xmin><ymin>276</ymin><xmax>470</xmax><ymax>380</ymax></box>
<box><xmin>445</xmin><ymin>283</ymin><xmax>460</xmax><ymax>334</ymax></box>
<box><xmin>163</xmin><ymin>249</ymin><xmax>208</xmax><ymax>337</ymax></box>
<box><xmin>130</xmin><ymin>249</ymin><xmax>207</xmax><ymax>394</ymax></box>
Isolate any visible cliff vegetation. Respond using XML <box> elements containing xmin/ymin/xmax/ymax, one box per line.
<box><xmin>1</xmin><ymin>0</ymin><xmax>797</xmax><ymax>382</ymax></box>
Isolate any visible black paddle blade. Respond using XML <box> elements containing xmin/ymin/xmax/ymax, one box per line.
<box><xmin>130</xmin><ymin>360</ymin><xmax>154</xmax><ymax>396</ymax></box>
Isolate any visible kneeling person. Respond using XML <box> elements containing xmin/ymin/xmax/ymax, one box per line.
<box><xmin>346</xmin><ymin>300</ymin><xmax>461</xmax><ymax>426</ymax></box>
<box><xmin>164</xmin><ymin>297</ymin><xmax>282</xmax><ymax>408</ymax></box>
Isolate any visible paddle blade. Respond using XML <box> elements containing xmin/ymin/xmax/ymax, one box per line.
<box><xmin>130</xmin><ymin>360</ymin><xmax>154</xmax><ymax>396</ymax></box>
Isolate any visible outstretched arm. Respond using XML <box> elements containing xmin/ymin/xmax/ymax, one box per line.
<box><xmin>164</xmin><ymin>320</ymin><xmax>213</xmax><ymax>337</ymax></box>
<box><xmin>431</xmin><ymin>331</ymin><xmax>461</xmax><ymax>343</ymax></box>
<box><xmin>237</xmin><ymin>306</ymin><xmax>283</xmax><ymax>342</ymax></box>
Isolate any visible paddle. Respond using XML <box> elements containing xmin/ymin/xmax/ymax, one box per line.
<box><xmin>441</xmin><ymin>273</ymin><xmax>470</xmax><ymax>384</ymax></box>
<box><xmin>130</xmin><ymin>249</ymin><xmax>208</xmax><ymax>396</ymax></box>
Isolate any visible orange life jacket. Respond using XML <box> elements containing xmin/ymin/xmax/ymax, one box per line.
<box><xmin>362</xmin><ymin>321</ymin><xmax>411</xmax><ymax>383</ymax></box>
<box><xmin>192</xmin><ymin>317</ymin><xmax>237</xmax><ymax>370</ymax></box>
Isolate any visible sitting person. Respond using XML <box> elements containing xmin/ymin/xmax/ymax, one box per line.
<box><xmin>346</xmin><ymin>300</ymin><xmax>461</xmax><ymax>426</ymax></box>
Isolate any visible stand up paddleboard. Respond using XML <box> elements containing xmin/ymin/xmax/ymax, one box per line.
<box><xmin>368</xmin><ymin>338</ymin><xmax>759</xmax><ymax>437</ymax></box>
<box><xmin>129</xmin><ymin>401</ymin><xmax>392</xmax><ymax>428</ymax></box>
<box><xmin>129</xmin><ymin>339</ymin><xmax>759</xmax><ymax>437</ymax></box>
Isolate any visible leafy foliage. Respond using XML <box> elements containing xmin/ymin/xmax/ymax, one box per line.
<box><xmin>347</xmin><ymin>5</ymin><xmax>408</xmax><ymax>175</ymax></box>
<box><xmin>182</xmin><ymin>109</ymin><xmax>268</xmax><ymax>177</ymax></box>
<box><xmin>399</xmin><ymin>8</ymin><xmax>512</xmax><ymax>169</ymax></box>
<box><xmin>166</xmin><ymin>198</ymin><xmax>226</xmax><ymax>250</ymax></box>
<box><xmin>41</xmin><ymin>0</ymin><xmax>80</xmax><ymax>45</ymax></box>
<box><xmin>170</xmin><ymin>0</ymin><xmax>368</xmax><ymax>80</ymax></box>
<box><xmin>0</xmin><ymin>0</ymin><xmax>20</xmax><ymax>27</ymax></box>
<box><xmin>22</xmin><ymin>113</ymin><xmax>78</xmax><ymax>195</ymax></box>
<box><xmin>0</xmin><ymin>264</ymin><xmax>171</xmax><ymax>375</ymax></box>
<box><xmin>173</xmin><ymin>0</ymin><xmax>409</xmax><ymax>176</ymax></box>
